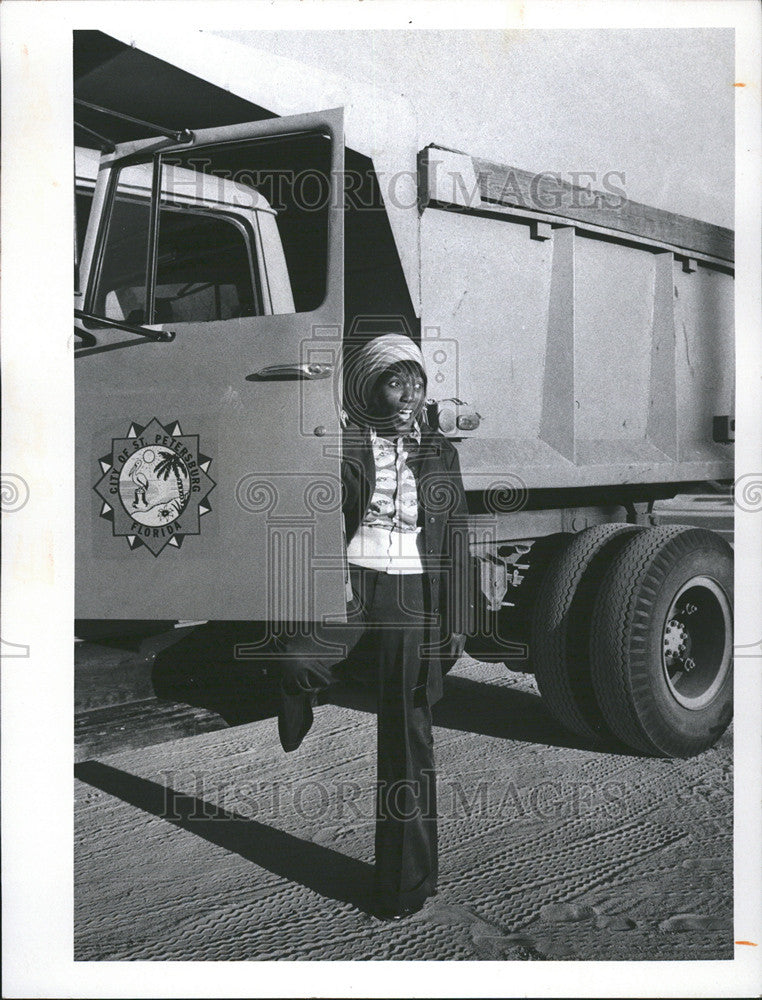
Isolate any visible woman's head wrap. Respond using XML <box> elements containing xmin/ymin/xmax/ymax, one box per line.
<box><xmin>343</xmin><ymin>334</ymin><xmax>427</xmax><ymax>423</ymax></box>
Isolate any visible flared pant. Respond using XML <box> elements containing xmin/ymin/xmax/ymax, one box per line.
<box><xmin>276</xmin><ymin>565</ymin><xmax>437</xmax><ymax>912</ymax></box>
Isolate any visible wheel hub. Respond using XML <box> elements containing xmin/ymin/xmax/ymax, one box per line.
<box><xmin>663</xmin><ymin>618</ymin><xmax>691</xmax><ymax>663</ymax></box>
<box><xmin>661</xmin><ymin>577</ymin><xmax>732</xmax><ymax>710</ymax></box>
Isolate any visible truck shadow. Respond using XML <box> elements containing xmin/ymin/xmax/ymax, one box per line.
<box><xmin>436</xmin><ymin>676</ymin><xmax>626</xmax><ymax>755</ymax></box>
<box><xmin>151</xmin><ymin>623</ymin><xmax>283</xmax><ymax>726</ymax></box>
<box><xmin>74</xmin><ymin>760</ymin><xmax>376</xmax><ymax>914</ymax></box>
<box><xmin>325</xmin><ymin>674</ymin><xmax>628</xmax><ymax>756</ymax></box>
<box><xmin>150</xmin><ymin>627</ymin><xmax>626</xmax><ymax>755</ymax></box>
<box><xmin>152</xmin><ymin>659</ymin><xmax>627</xmax><ymax>756</ymax></box>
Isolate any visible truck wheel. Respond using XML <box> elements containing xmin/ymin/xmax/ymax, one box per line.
<box><xmin>590</xmin><ymin>526</ymin><xmax>733</xmax><ymax>757</ymax></box>
<box><xmin>531</xmin><ymin>524</ymin><xmax>642</xmax><ymax>742</ymax></box>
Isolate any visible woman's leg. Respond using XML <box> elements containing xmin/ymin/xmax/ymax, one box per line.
<box><xmin>371</xmin><ymin>572</ymin><xmax>438</xmax><ymax>914</ymax></box>
<box><xmin>276</xmin><ymin>566</ymin><xmax>371</xmax><ymax>752</ymax></box>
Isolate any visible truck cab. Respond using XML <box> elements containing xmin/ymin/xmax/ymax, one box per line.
<box><xmin>75</xmin><ymin>110</ymin><xmax>347</xmax><ymax>620</ymax></box>
<box><xmin>74</xmin><ymin>30</ymin><xmax>735</xmax><ymax>759</ymax></box>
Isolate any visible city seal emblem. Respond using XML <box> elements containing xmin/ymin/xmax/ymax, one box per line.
<box><xmin>94</xmin><ymin>418</ymin><xmax>215</xmax><ymax>555</ymax></box>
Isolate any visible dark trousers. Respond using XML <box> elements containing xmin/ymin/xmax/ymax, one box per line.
<box><xmin>276</xmin><ymin>565</ymin><xmax>437</xmax><ymax>912</ymax></box>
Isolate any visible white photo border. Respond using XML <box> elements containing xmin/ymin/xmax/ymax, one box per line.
<box><xmin>2</xmin><ymin>1</ymin><xmax>760</xmax><ymax>997</ymax></box>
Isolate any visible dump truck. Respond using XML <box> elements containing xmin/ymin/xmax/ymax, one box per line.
<box><xmin>74</xmin><ymin>30</ymin><xmax>734</xmax><ymax>758</ymax></box>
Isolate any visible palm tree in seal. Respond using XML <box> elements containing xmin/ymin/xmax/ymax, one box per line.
<box><xmin>154</xmin><ymin>450</ymin><xmax>188</xmax><ymax>508</ymax></box>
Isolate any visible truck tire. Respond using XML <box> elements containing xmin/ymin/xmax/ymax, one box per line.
<box><xmin>589</xmin><ymin>526</ymin><xmax>733</xmax><ymax>757</ymax></box>
<box><xmin>532</xmin><ymin>523</ymin><xmax>642</xmax><ymax>742</ymax></box>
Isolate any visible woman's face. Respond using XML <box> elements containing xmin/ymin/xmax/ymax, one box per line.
<box><xmin>366</xmin><ymin>362</ymin><xmax>426</xmax><ymax>435</ymax></box>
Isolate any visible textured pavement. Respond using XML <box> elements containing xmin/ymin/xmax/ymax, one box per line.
<box><xmin>74</xmin><ymin>658</ymin><xmax>733</xmax><ymax>961</ymax></box>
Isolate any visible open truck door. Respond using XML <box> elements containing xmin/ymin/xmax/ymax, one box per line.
<box><xmin>75</xmin><ymin>108</ymin><xmax>346</xmax><ymax>623</ymax></box>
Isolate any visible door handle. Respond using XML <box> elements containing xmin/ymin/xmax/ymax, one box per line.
<box><xmin>246</xmin><ymin>363</ymin><xmax>334</xmax><ymax>382</ymax></box>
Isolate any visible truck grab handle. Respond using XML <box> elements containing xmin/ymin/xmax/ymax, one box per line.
<box><xmin>74</xmin><ymin>309</ymin><xmax>176</xmax><ymax>343</ymax></box>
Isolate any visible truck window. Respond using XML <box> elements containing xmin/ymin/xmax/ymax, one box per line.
<box><xmin>87</xmin><ymin>131</ymin><xmax>331</xmax><ymax>324</ymax></box>
<box><xmin>92</xmin><ymin>167</ymin><xmax>260</xmax><ymax>324</ymax></box>
<box><xmin>161</xmin><ymin>132</ymin><xmax>331</xmax><ymax>314</ymax></box>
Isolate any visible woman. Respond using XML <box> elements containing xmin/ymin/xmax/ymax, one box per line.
<box><xmin>276</xmin><ymin>333</ymin><xmax>473</xmax><ymax>920</ymax></box>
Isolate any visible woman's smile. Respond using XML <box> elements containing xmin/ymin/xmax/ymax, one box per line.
<box><xmin>366</xmin><ymin>362</ymin><xmax>426</xmax><ymax>434</ymax></box>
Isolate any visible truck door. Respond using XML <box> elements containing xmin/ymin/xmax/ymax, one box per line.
<box><xmin>75</xmin><ymin>109</ymin><xmax>346</xmax><ymax>623</ymax></box>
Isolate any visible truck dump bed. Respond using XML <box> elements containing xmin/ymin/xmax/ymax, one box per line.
<box><xmin>418</xmin><ymin>145</ymin><xmax>734</xmax><ymax>491</ymax></box>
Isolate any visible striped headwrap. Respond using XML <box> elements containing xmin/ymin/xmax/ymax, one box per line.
<box><xmin>343</xmin><ymin>334</ymin><xmax>427</xmax><ymax>422</ymax></box>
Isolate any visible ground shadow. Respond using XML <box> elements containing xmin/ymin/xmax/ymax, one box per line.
<box><xmin>434</xmin><ymin>674</ymin><xmax>626</xmax><ymax>754</ymax></box>
<box><xmin>74</xmin><ymin>760</ymin><xmax>375</xmax><ymax>913</ymax></box>
<box><xmin>150</xmin><ymin>623</ymin><xmax>627</xmax><ymax>754</ymax></box>
<box><xmin>325</xmin><ymin>673</ymin><xmax>628</xmax><ymax>755</ymax></box>
<box><xmin>151</xmin><ymin>622</ymin><xmax>282</xmax><ymax>726</ymax></box>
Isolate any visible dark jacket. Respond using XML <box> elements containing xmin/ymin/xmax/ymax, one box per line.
<box><xmin>341</xmin><ymin>422</ymin><xmax>475</xmax><ymax>704</ymax></box>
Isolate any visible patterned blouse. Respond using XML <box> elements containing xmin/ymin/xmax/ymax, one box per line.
<box><xmin>345</xmin><ymin>424</ymin><xmax>424</xmax><ymax>574</ymax></box>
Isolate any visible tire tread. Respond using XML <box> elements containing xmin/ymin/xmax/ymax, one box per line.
<box><xmin>532</xmin><ymin>524</ymin><xmax>641</xmax><ymax>742</ymax></box>
<box><xmin>590</xmin><ymin>526</ymin><xmax>733</xmax><ymax>757</ymax></box>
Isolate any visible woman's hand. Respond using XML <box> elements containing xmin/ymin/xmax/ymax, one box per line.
<box><xmin>448</xmin><ymin>632</ymin><xmax>467</xmax><ymax>662</ymax></box>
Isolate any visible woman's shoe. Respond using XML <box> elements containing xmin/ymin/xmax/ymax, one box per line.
<box><xmin>373</xmin><ymin>898</ymin><xmax>426</xmax><ymax>921</ymax></box>
<box><xmin>277</xmin><ymin>692</ymin><xmax>315</xmax><ymax>752</ymax></box>
<box><xmin>372</xmin><ymin>889</ymin><xmax>437</xmax><ymax>921</ymax></box>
